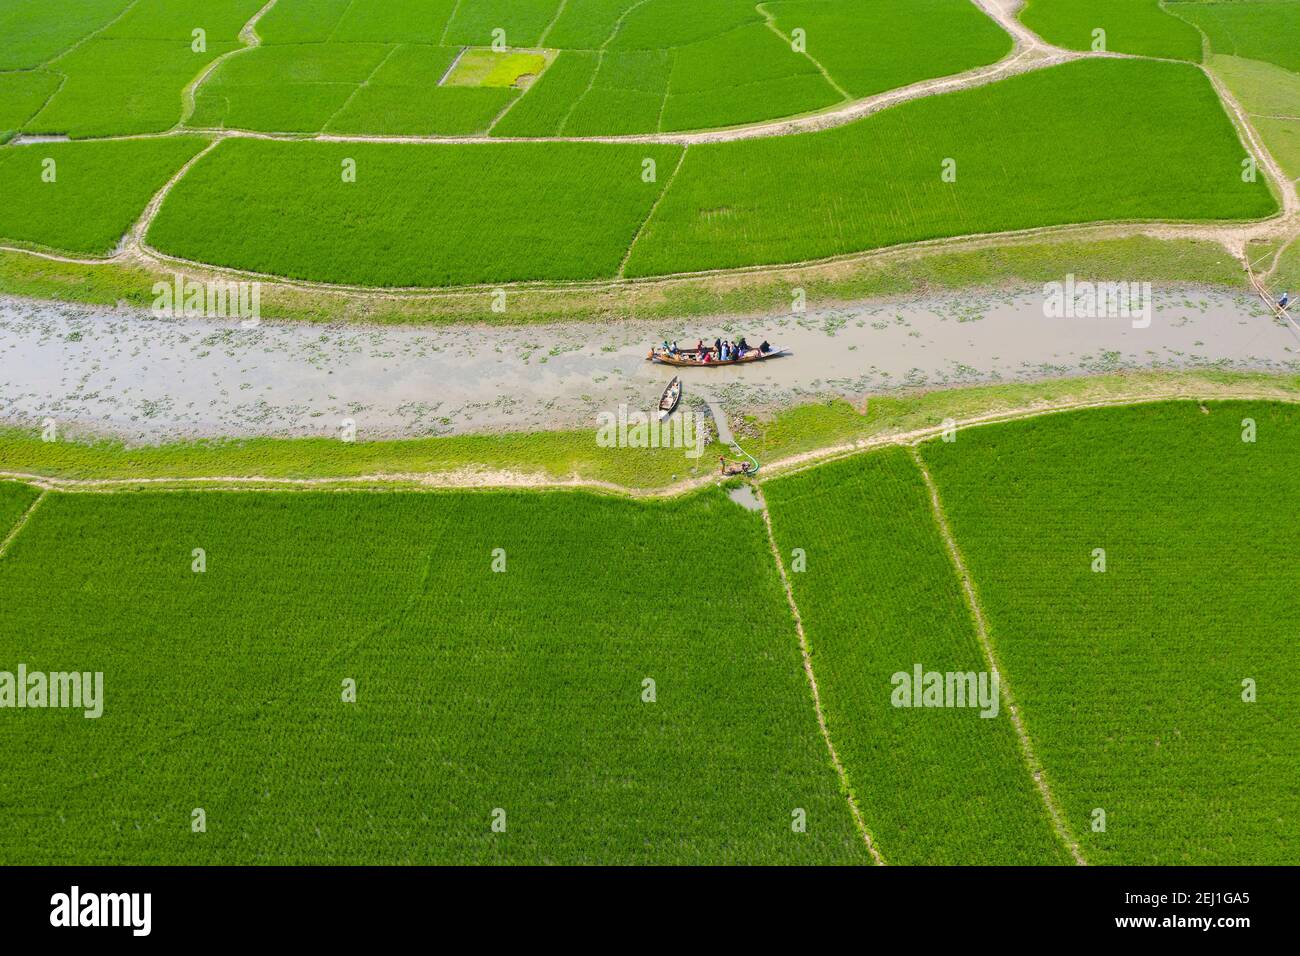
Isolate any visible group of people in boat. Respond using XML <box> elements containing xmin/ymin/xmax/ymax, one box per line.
<box><xmin>660</xmin><ymin>337</ymin><xmax>772</xmax><ymax>362</ymax></box>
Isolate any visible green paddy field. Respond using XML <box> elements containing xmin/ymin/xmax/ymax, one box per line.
<box><xmin>2</xmin><ymin>400</ymin><xmax>1295</xmax><ymax>864</ymax></box>
<box><xmin>0</xmin><ymin>0</ymin><xmax>1294</xmax><ymax>292</ymax></box>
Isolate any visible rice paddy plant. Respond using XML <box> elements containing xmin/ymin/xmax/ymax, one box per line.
<box><xmin>668</xmin><ymin>23</ymin><xmax>822</xmax><ymax>95</ymax></box>
<box><xmin>441</xmin><ymin>0</ymin><xmax>563</xmax><ymax>48</ymax></box>
<box><xmin>919</xmin><ymin>401</ymin><xmax>1300</xmax><ymax>863</ymax></box>
<box><xmin>257</xmin><ymin>0</ymin><xmax>354</xmax><ymax>43</ymax></box>
<box><xmin>540</xmin><ymin>0</ymin><xmax>636</xmax><ymax>47</ymax></box>
<box><xmin>627</xmin><ymin>59</ymin><xmax>1276</xmax><ymax>276</ymax></box>
<box><xmin>101</xmin><ymin>0</ymin><xmax>263</xmax><ymax>41</ymax></box>
<box><xmin>592</xmin><ymin>50</ymin><xmax>672</xmax><ymax>95</ymax></box>
<box><xmin>491</xmin><ymin>51</ymin><xmax>598</xmax><ymax>136</ymax></box>
<box><xmin>608</xmin><ymin>0</ymin><xmax>761</xmax><ymax>50</ymax></box>
<box><xmin>190</xmin><ymin>42</ymin><xmax>393</xmax><ymax>132</ymax></box>
<box><xmin>1020</xmin><ymin>0</ymin><xmax>1204</xmax><ymax>60</ymax></box>
<box><xmin>0</xmin><ymin>480</ymin><xmax>41</xmax><ymax>539</ymax></box>
<box><xmin>0</xmin><ymin>71</ymin><xmax>60</xmax><ymax>132</ymax></box>
<box><xmin>328</xmin><ymin>86</ymin><xmax>516</xmax><ymax>136</ymax></box>
<box><xmin>660</xmin><ymin>73</ymin><xmax>839</xmax><ymax>131</ymax></box>
<box><xmin>28</xmin><ymin>38</ymin><xmax>241</xmax><ymax>138</ymax></box>
<box><xmin>0</xmin><ymin>137</ymin><xmax>207</xmax><ymax>255</ymax></box>
<box><xmin>0</xmin><ymin>0</ymin><xmax>130</xmax><ymax>69</ymax></box>
<box><xmin>328</xmin><ymin>0</ymin><xmax>459</xmax><ymax>44</ymax></box>
<box><xmin>1175</xmin><ymin>1</ymin><xmax>1300</xmax><ymax>73</ymax></box>
<box><xmin>765</xmin><ymin>0</ymin><xmax>1012</xmax><ymax>97</ymax></box>
<box><xmin>562</xmin><ymin>88</ymin><xmax>663</xmax><ymax>135</ymax></box>
<box><xmin>0</xmin><ymin>487</ymin><xmax>867</xmax><ymax>864</ymax></box>
<box><xmin>763</xmin><ymin>447</ymin><xmax>1072</xmax><ymax>864</ymax></box>
<box><xmin>147</xmin><ymin>138</ymin><xmax>682</xmax><ymax>285</ymax></box>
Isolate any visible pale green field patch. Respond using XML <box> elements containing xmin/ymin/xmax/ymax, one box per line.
<box><xmin>442</xmin><ymin>48</ymin><xmax>551</xmax><ymax>89</ymax></box>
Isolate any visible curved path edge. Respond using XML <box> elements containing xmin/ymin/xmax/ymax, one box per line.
<box><xmin>4</xmin><ymin>387</ymin><xmax>1296</xmax><ymax>497</ymax></box>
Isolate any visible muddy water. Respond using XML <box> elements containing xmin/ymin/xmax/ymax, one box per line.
<box><xmin>0</xmin><ymin>288</ymin><xmax>1295</xmax><ymax>444</ymax></box>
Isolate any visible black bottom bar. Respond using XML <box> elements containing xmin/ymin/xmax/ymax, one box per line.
<box><xmin>0</xmin><ymin>865</ymin><xmax>1292</xmax><ymax>942</ymax></box>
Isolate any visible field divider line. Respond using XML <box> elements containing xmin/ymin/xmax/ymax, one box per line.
<box><xmin>437</xmin><ymin>0</ymin><xmax>464</xmax><ymax>46</ymax></box>
<box><xmin>321</xmin><ymin>44</ymin><xmax>400</xmax><ymax>133</ymax></box>
<box><xmin>758</xmin><ymin>498</ymin><xmax>886</xmax><ymax>864</ymax></box>
<box><xmin>0</xmin><ymin>490</ymin><xmax>49</xmax><ymax>561</ymax></box>
<box><xmin>1202</xmin><ymin>64</ymin><xmax>1298</xmax><ymax>220</ymax></box>
<box><xmin>909</xmin><ymin>447</ymin><xmax>1087</xmax><ymax>865</ymax></box>
<box><xmin>438</xmin><ymin>47</ymin><xmax>468</xmax><ymax>86</ymax></box>
<box><xmin>616</xmin><ymin>145</ymin><xmax>687</xmax><ymax>277</ymax></box>
<box><xmin>537</xmin><ymin>0</ymin><xmax>570</xmax><ymax>48</ymax></box>
<box><xmin>180</xmin><ymin>0</ymin><xmax>280</xmax><ymax>127</ymax></box>
<box><xmin>326</xmin><ymin>0</ymin><xmax>358</xmax><ymax>44</ymax></box>
<box><xmin>127</xmin><ymin>137</ymin><xmax>223</xmax><ymax>254</ymax></box>
<box><xmin>756</xmin><ymin>3</ymin><xmax>849</xmax><ymax>100</ymax></box>
<box><xmin>33</xmin><ymin>0</ymin><xmax>143</xmax><ymax>72</ymax></box>
<box><xmin>24</xmin><ymin>71</ymin><xmax>68</xmax><ymax>130</ymax></box>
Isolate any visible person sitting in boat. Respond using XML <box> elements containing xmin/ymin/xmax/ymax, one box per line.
<box><xmin>696</xmin><ymin>339</ymin><xmax>704</xmax><ymax>354</ymax></box>
<box><xmin>736</xmin><ymin>336</ymin><xmax>749</xmax><ymax>354</ymax></box>
<box><xmin>671</xmin><ymin>340</ymin><xmax>680</xmax><ymax>355</ymax></box>
<box><xmin>714</xmin><ymin>337</ymin><xmax>722</xmax><ymax>357</ymax></box>
<box><xmin>699</xmin><ymin>349</ymin><xmax>711</xmax><ymax>364</ymax></box>
<box><xmin>759</xmin><ymin>340</ymin><xmax>771</xmax><ymax>354</ymax></box>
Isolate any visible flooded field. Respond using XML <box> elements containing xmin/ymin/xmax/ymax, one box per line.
<box><xmin>1</xmin><ymin>288</ymin><xmax>1295</xmax><ymax>444</ymax></box>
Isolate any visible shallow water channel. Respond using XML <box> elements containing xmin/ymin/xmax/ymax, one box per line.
<box><xmin>1</xmin><ymin>288</ymin><xmax>1294</xmax><ymax>444</ymax></box>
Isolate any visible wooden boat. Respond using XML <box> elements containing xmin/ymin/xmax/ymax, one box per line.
<box><xmin>648</xmin><ymin>346</ymin><xmax>787</xmax><ymax>367</ymax></box>
<box><xmin>658</xmin><ymin>376</ymin><xmax>681</xmax><ymax>421</ymax></box>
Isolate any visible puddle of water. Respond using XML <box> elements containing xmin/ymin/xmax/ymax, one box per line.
<box><xmin>0</xmin><ymin>288</ymin><xmax>1293</xmax><ymax>444</ymax></box>
<box><xmin>727</xmin><ymin>484</ymin><xmax>764</xmax><ymax>511</ymax></box>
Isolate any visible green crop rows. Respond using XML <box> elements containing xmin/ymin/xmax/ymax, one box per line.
<box><xmin>919</xmin><ymin>401</ymin><xmax>1300</xmax><ymax>864</ymax></box>
<box><xmin>1</xmin><ymin>401</ymin><xmax>1295</xmax><ymax>863</ymax></box>
<box><xmin>0</xmin><ymin>1</ymin><xmax>1289</xmax><ymax>286</ymax></box>
<box><xmin>1173</xmin><ymin>1</ymin><xmax>1300</xmax><ymax>74</ymax></box>
<box><xmin>135</xmin><ymin>58</ymin><xmax>1273</xmax><ymax>286</ymax></box>
<box><xmin>0</xmin><ymin>480</ymin><xmax>41</xmax><ymax>536</ymax></box>
<box><xmin>623</xmin><ymin>59</ymin><xmax>1273</xmax><ymax>277</ymax></box>
<box><xmin>0</xmin><ymin>487</ymin><xmax>864</xmax><ymax>864</ymax></box>
<box><xmin>146</xmin><ymin>138</ymin><xmax>682</xmax><ymax>285</ymax></box>
<box><xmin>1021</xmin><ymin>0</ymin><xmax>1204</xmax><ymax>60</ymax></box>
<box><xmin>763</xmin><ymin>448</ymin><xmax>1070</xmax><ymax>864</ymax></box>
<box><xmin>0</xmin><ymin>137</ymin><xmax>206</xmax><ymax>255</ymax></box>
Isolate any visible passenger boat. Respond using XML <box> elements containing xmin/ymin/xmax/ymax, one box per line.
<box><xmin>647</xmin><ymin>345</ymin><xmax>787</xmax><ymax>367</ymax></box>
<box><xmin>658</xmin><ymin>376</ymin><xmax>681</xmax><ymax>421</ymax></box>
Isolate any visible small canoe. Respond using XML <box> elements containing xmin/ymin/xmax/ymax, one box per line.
<box><xmin>658</xmin><ymin>376</ymin><xmax>681</xmax><ymax>421</ymax></box>
<box><xmin>648</xmin><ymin>346</ymin><xmax>786</xmax><ymax>367</ymax></box>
